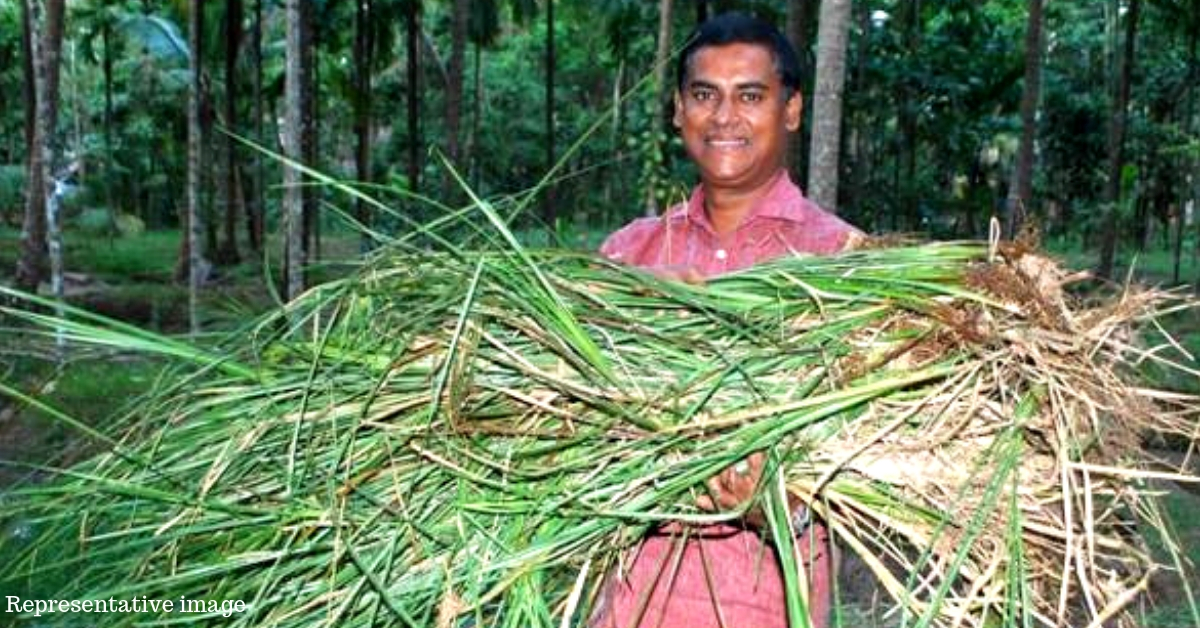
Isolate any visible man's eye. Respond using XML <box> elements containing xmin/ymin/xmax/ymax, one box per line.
<box><xmin>741</xmin><ymin>92</ymin><xmax>764</xmax><ymax>103</ymax></box>
<box><xmin>692</xmin><ymin>89</ymin><xmax>715</xmax><ymax>101</ymax></box>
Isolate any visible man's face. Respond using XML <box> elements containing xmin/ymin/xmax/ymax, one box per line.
<box><xmin>674</xmin><ymin>42</ymin><xmax>801</xmax><ymax>196</ymax></box>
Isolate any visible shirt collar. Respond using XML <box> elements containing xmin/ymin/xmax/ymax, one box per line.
<box><xmin>668</xmin><ymin>170</ymin><xmax>807</xmax><ymax>233</ymax></box>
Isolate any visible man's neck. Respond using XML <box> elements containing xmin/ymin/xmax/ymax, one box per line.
<box><xmin>702</xmin><ymin>171</ymin><xmax>783</xmax><ymax>237</ymax></box>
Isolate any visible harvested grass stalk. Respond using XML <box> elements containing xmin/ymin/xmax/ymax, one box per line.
<box><xmin>0</xmin><ymin>242</ymin><xmax>1197</xmax><ymax>628</ymax></box>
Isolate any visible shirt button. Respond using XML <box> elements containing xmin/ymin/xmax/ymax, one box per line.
<box><xmin>715</xmin><ymin>249</ymin><xmax>728</xmax><ymax>260</ymax></box>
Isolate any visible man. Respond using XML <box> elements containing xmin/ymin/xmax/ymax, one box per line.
<box><xmin>595</xmin><ymin>12</ymin><xmax>860</xmax><ymax>628</ymax></box>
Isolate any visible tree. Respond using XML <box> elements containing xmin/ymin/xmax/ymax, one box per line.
<box><xmin>1005</xmin><ymin>0</ymin><xmax>1045</xmax><ymax>239</ymax></box>
<box><xmin>405</xmin><ymin>0</ymin><xmax>421</xmax><ymax>196</ymax></box>
<box><xmin>807</xmin><ymin>0</ymin><xmax>852</xmax><ymax>211</ymax></box>
<box><xmin>542</xmin><ymin>0</ymin><xmax>556</xmax><ymax>230</ymax></box>
<box><xmin>642</xmin><ymin>0</ymin><xmax>672</xmax><ymax>216</ymax></box>
<box><xmin>446</xmin><ymin>0</ymin><xmax>468</xmax><ymax>176</ymax></box>
<box><xmin>284</xmin><ymin>0</ymin><xmax>304</xmax><ymax>300</ymax></box>
<box><xmin>301</xmin><ymin>0</ymin><xmax>319</xmax><ymax>261</ymax></box>
<box><xmin>353</xmin><ymin>0</ymin><xmax>376</xmax><ymax>249</ymax></box>
<box><xmin>14</xmin><ymin>0</ymin><xmax>64</xmax><ymax>294</ymax></box>
<box><xmin>785</xmin><ymin>0</ymin><xmax>814</xmax><ymax>184</ymax></box>
<box><xmin>1098</xmin><ymin>0</ymin><xmax>1141</xmax><ymax>279</ymax></box>
<box><xmin>216</xmin><ymin>0</ymin><xmax>243</xmax><ymax>264</ymax></box>
<box><xmin>186</xmin><ymin>0</ymin><xmax>203</xmax><ymax>333</ymax></box>
<box><xmin>249</xmin><ymin>0</ymin><xmax>264</xmax><ymax>252</ymax></box>
<box><xmin>898</xmin><ymin>0</ymin><xmax>922</xmax><ymax>229</ymax></box>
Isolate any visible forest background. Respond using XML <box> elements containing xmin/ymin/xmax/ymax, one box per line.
<box><xmin>2</xmin><ymin>0</ymin><xmax>1200</xmax><ymax>303</ymax></box>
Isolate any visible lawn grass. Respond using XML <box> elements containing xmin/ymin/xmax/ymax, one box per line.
<box><xmin>1045</xmin><ymin>234</ymin><xmax>1200</xmax><ymax>287</ymax></box>
<box><xmin>0</xmin><ymin>356</ymin><xmax>165</xmax><ymax>486</ymax></box>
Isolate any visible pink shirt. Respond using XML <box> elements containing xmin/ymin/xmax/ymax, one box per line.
<box><xmin>600</xmin><ymin>171</ymin><xmax>858</xmax><ymax>276</ymax></box>
<box><xmin>595</xmin><ymin>171</ymin><xmax>853</xmax><ymax>628</ymax></box>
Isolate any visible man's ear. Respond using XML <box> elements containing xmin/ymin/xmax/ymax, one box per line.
<box><xmin>785</xmin><ymin>91</ymin><xmax>802</xmax><ymax>132</ymax></box>
<box><xmin>673</xmin><ymin>90</ymin><xmax>683</xmax><ymax>128</ymax></box>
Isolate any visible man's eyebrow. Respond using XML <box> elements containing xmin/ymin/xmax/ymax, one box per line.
<box><xmin>685</xmin><ymin>79</ymin><xmax>771</xmax><ymax>91</ymax></box>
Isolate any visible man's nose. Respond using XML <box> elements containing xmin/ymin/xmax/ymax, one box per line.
<box><xmin>713</xmin><ymin>95</ymin><xmax>736</xmax><ymax>124</ymax></box>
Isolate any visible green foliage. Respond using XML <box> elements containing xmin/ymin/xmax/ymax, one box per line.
<box><xmin>0</xmin><ymin>164</ymin><xmax>25</xmax><ymax>226</ymax></box>
<box><xmin>64</xmin><ymin>230</ymin><xmax>180</xmax><ymax>281</ymax></box>
<box><xmin>0</xmin><ymin>0</ymin><xmax>1196</xmax><ymax>285</ymax></box>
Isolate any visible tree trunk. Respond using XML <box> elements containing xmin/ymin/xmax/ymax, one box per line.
<box><xmin>249</xmin><ymin>0</ymin><xmax>264</xmax><ymax>252</ymax></box>
<box><xmin>354</xmin><ymin>0</ymin><xmax>375</xmax><ymax>251</ymax></box>
<box><xmin>446</xmin><ymin>0</ymin><xmax>467</xmax><ymax>181</ymax></box>
<box><xmin>1097</xmin><ymin>0</ymin><xmax>1140</xmax><ymax>279</ymax></box>
<box><xmin>471</xmin><ymin>42</ymin><xmax>483</xmax><ymax>192</ymax></box>
<box><xmin>186</xmin><ymin>0</ymin><xmax>204</xmax><ymax>334</ymax></box>
<box><xmin>15</xmin><ymin>0</ymin><xmax>42</xmax><ymax>292</ymax></box>
<box><xmin>406</xmin><ymin>0</ymin><xmax>421</xmax><ymax>195</ymax></box>
<box><xmin>301</xmin><ymin>3</ymin><xmax>319</xmax><ymax>261</ymax></box>
<box><xmin>806</xmin><ymin>0</ymin><xmax>852</xmax><ymax>211</ymax></box>
<box><xmin>897</xmin><ymin>0</ymin><xmax>921</xmax><ymax>229</ymax></box>
<box><xmin>786</xmin><ymin>0</ymin><xmax>813</xmax><ymax>184</ymax></box>
<box><xmin>284</xmin><ymin>0</ymin><xmax>305</xmax><ymax>299</ymax></box>
<box><xmin>218</xmin><ymin>0</ymin><xmax>243</xmax><ymax>264</ymax></box>
<box><xmin>1004</xmin><ymin>0</ymin><xmax>1044</xmax><ymax>239</ymax></box>
<box><xmin>15</xmin><ymin>0</ymin><xmax>63</xmax><ymax>294</ymax></box>
<box><xmin>34</xmin><ymin>0</ymin><xmax>64</xmax><ymax>353</ymax></box>
<box><xmin>643</xmin><ymin>0</ymin><xmax>672</xmax><ymax>217</ymax></box>
<box><xmin>1187</xmin><ymin>20</ymin><xmax>1199</xmax><ymax>289</ymax></box>
<box><xmin>102</xmin><ymin>20</ymin><xmax>115</xmax><ymax>223</ymax></box>
<box><xmin>696</xmin><ymin>0</ymin><xmax>708</xmax><ymax>24</ymax></box>
<box><xmin>542</xmin><ymin>0</ymin><xmax>557</xmax><ymax>232</ymax></box>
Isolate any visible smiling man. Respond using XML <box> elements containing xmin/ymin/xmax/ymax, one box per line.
<box><xmin>596</xmin><ymin>12</ymin><xmax>859</xmax><ymax>628</ymax></box>
<box><xmin>601</xmin><ymin>13</ymin><xmax>859</xmax><ymax>279</ymax></box>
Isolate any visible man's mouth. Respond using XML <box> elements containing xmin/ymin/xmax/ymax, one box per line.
<box><xmin>706</xmin><ymin>138</ymin><xmax>749</xmax><ymax>148</ymax></box>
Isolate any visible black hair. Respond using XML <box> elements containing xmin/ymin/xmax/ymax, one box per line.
<box><xmin>676</xmin><ymin>12</ymin><xmax>802</xmax><ymax>98</ymax></box>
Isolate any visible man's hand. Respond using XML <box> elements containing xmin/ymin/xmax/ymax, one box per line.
<box><xmin>696</xmin><ymin>451</ymin><xmax>767</xmax><ymax>528</ymax></box>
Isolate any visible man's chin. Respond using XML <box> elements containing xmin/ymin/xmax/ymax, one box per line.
<box><xmin>698</xmin><ymin>167</ymin><xmax>759</xmax><ymax>191</ymax></box>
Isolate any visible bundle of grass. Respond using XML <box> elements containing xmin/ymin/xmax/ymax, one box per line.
<box><xmin>1</xmin><ymin>241</ymin><xmax>1197</xmax><ymax>628</ymax></box>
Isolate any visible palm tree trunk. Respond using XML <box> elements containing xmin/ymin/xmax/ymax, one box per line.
<box><xmin>643</xmin><ymin>0</ymin><xmax>672</xmax><ymax>217</ymax></box>
<box><xmin>186</xmin><ymin>0</ymin><xmax>204</xmax><ymax>334</ymax></box>
<box><xmin>900</xmin><ymin>0</ymin><xmax>921</xmax><ymax>229</ymax></box>
<box><xmin>1004</xmin><ymin>0</ymin><xmax>1045</xmax><ymax>239</ymax></box>
<box><xmin>102</xmin><ymin>20</ymin><xmax>115</xmax><ymax>226</ymax></box>
<box><xmin>249</xmin><ymin>0</ymin><xmax>264</xmax><ymax>252</ymax></box>
<box><xmin>807</xmin><ymin>0</ymin><xmax>852</xmax><ymax>211</ymax></box>
<box><xmin>471</xmin><ymin>41</ymin><xmax>483</xmax><ymax>192</ymax></box>
<box><xmin>15</xmin><ymin>0</ymin><xmax>42</xmax><ymax>293</ymax></box>
<box><xmin>786</xmin><ymin>0</ymin><xmax>813</xmax><ymax>184</ymax></box>
<box><xmin>218</xmin><ymin>0</ymin><xmax>243</xmax><ymax>264</ymax></box>
<box><xmin>1098</xmin><ymin>0</ymin><xmax>1140</xmax><ymax>279</ymax></box>
<box><xmin>284</xmin><ymin>0</ymin><xmax>304</xmax><ymax>299</ymax></box>
<box><xmin>15</xmin><ymin>0</ymin><xmax>63</xmax><ymax>294</ymax></box>
<box><xmin>28</xmin><ymin>0</ymin><xmax>60</xmax><ymax>302</ymax></box>
<box><xmin>446</xmin><ymin>0</ymin><xmax>468</xmax><ymax>179</ymax></box>
<box><xmin>1185</xmin><ymin>20</ymin><xmax>1200</xmax><ymax>289</ymax></box>
<box><xmin>301</xmin><ymin>4</ymin><xmax>318</xmax><ymax>261</ymax></box>
<box><xmin>542</xmin><ymin>0</ymin><xmax>557</xmax><ymax>231</ymax></box>
<box><xmin>406</xmin><ymin>0</ymin><xmax>421</xmax><ymax>195</ymax></box>
<box><xmin>354</xmin><ymin>0</ymin><xmax>374</xmax><ymax>251</ymax></box>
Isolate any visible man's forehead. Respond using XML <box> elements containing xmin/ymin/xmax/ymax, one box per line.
<box><xmin>684</xmin><ymin>43</ymin><xmax>780</xmax><ymax>85</ymax></box>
